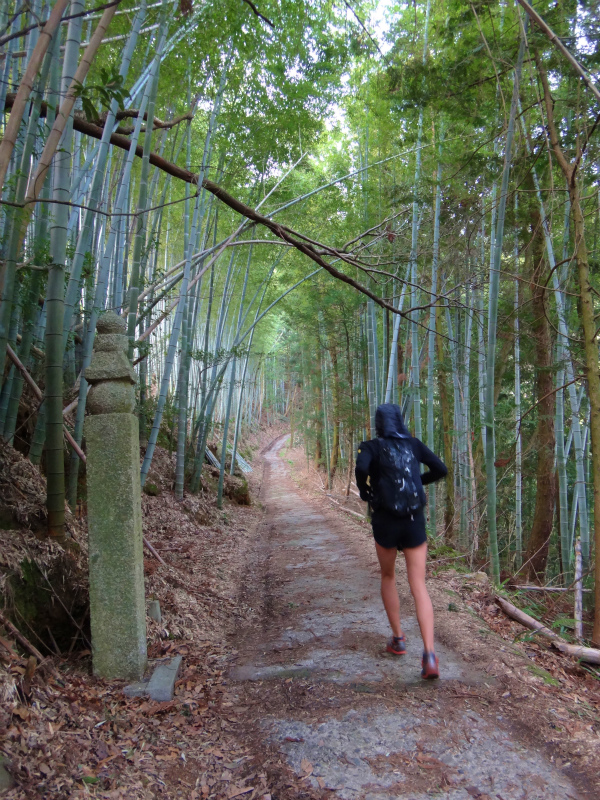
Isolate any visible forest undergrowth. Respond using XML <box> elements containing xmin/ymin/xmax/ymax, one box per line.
<box><xmin>1</xmin><ymin>426</ymin><xmax>600</xmax><ymax>797</ymax></box>
<box><xmin>0</xmin><ymin>424</ymin><xmax>290</xmax><ymax>799</ymax></box>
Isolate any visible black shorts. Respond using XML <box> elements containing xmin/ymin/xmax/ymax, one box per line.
<box><xmin>371</xmin><ymin>506</ymin><xmax>427</xmax><ymax>550</ymax></box>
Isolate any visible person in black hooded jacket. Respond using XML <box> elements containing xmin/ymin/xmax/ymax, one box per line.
<box><xmin>355</xmin><ymin>403</ymin><xmax>447</xmax><ymax>679</ymax></box>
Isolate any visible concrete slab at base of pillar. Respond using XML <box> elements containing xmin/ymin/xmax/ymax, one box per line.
<box><xmin>147</xmin><ymin>656</ymin><xmax>182</xmax><ymax>701</ymax></box>
<box><xmin>123</xmin><ymin>656</ymin><xmax>183</xmax><ymax>701</ymax></box>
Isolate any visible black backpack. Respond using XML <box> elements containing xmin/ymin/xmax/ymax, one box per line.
<box><xmin>372</xmin><ymin>438</ymin><xmax>424</xmax><ymax>517</ymax></box>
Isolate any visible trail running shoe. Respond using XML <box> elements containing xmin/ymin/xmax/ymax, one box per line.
<box><xmin>386</xmin><ymin>635</ymin><xmax>406</xmax><ymax>655</ymax></box>
<box><xmin>421</xmin><ymin>651</ymin><xmax>439</xmax><ymax>679</ymax></box>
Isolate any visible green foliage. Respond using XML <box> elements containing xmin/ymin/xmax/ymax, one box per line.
<box><xmin>526</xmin><ymin>664</ymin><xmax>560</xmax><ymax>687</ymax></box>
<box><xmin>72</xmin><ymin>66</ymin><xmax>129</xmax><ymax>122</ymax></box>
<box><xmin>551</xmin><ymin>616</ymin><xmax>576</xmax><ymax>634</ymax></box>
<box><xmin>5</xmin><ymin>0</ymin><xmax>599</xmax><ymax>592</ymax></box>
<box><xmin>190</xmin><ymin>344</ymin><xmax>248</xmax><ymax>369</ymax></box>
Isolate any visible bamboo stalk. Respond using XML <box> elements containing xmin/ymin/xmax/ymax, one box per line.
<box><xmin>45</xmin><ymin>0</ymin><xmax>86</xmax><ymax>543</ymax></box>
<box><xmin>62</xmin><ymin>2</ymin><xmax>147</xmax><ymax>345</ymax></box>
<box><xmin>0</xmin><ymin>36</ymin><xmax>54</xmax><ymax>424</ymax></box>
<box><xmin>22</xmin><ymin>3</ymin><xmax>120</xmax><ymax>223</ymax></box>
<box><xmin>126</xmin><ymin>22</ymin><xmax>167</xmax><ymax>358</ymax></box>
<box><xmin>485</xmin><ymin>20</ymin><xmax>527</xmax><ymax>583</ymax></box>
<box><xmin>0</xmin><ymin>0</ymin><xmax>70</xmax><ymax>198</ymax></box>
<box><xmin>574</xmin><ymin>538</ymin><xmax>583</xmax><ymax>641</ymax></box>
<box><xmin>516</xmin><ymin>0</ymin><xmax>600</xmax><ymax>106</ymax></box>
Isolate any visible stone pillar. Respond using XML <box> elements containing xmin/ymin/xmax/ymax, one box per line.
<box><xmin>84</xmin><ymin>312</ymin><xmax>147</xmax><ymax>679</ymax></box>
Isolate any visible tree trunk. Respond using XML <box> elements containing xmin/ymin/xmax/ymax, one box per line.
<box><xmin>571</xmin><ymin>190</ymin><xmax>600</xmax><ymax>643</ymax></box>
<box><xmin>537</xmin><ymin>53</ymin><xmax>600</xmax><ymax>643</ymax></box>
<box><xmin>314</xmin><ymin>345</ymin><xmax>324</xmax><ymax>468</ymax></box>
<box><xmin>328</xmin><ymin>341</ymin><xmax>341</xmax><ymax>479</ymax></box>
<box><xmin>523</xmin><ymin>212</ymin><xmax>556</xmax><ymax>581</ymax></box>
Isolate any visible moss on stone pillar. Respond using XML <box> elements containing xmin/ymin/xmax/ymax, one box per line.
<box><xmin>84</xmin><ymin>312</ymin><xmax>147</xmax><ymax>680</ymax></box>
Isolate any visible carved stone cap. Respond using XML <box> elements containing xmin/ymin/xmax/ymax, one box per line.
<box><xmin>86</xmin><ymin>351</ymin><xmax>136</xmax><ymax>385</ymax></box>
<box><xmin>97</xmin><ymin>311</ymin><xmax>126</xmax><ymax>335</ymax></box>
<box><xmin>95</xmin><ymin>333</ymin><xmax>128</xmax><ymax>353</ymax></box>
<box><xmin>85</xmin><ymin>313</ymin><xmax>136</xmax><ymax>386</ymax></box>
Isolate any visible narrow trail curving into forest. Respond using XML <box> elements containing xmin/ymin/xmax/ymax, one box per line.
<box><xmin>229</xmin><ymin>437</ymin><xmax>583</xmax><ymax>800</ymax></box>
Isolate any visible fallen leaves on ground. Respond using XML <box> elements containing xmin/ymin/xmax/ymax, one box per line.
<box><xmin>0</xmin><ymin>434</ymin><xmax>279</xmax><ymax>799</ymax></box>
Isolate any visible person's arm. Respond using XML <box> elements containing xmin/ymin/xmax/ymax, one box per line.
<box><xmin>355</xmin><ymin>441</ymin><xmax>376</xmax><ymax>501</ymax></box>
<box><xmin>413</xmin><ymin>439</ymin><xmax>447</xmax><ymax>485</ymax></box>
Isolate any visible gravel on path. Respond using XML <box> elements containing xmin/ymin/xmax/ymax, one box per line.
<box><xmin>229</xmin><ymin>436</ymin><xmax>585</xmax><ymax>800</ymax></box>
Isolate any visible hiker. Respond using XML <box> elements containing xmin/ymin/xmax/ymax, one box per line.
<box><xmin>355</xmin><ymin>402</ymin><xmax>447</xmax><ymax>679</ymax></box>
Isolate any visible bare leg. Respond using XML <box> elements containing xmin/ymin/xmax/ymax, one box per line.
<box><xmin>375</xmin><ymin>542</ymin><xmax>403</xmax><ymax>638</ymax></box>
<box><xmin>403</xmin><ymin>542</ymin><xmax>435</xmax><ymax>652</ymax></box>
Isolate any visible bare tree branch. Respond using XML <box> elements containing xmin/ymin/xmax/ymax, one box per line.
<box><xmin>0</xmin><ymin>0</ymin><xmax>122</xmax><ymax>47</ymax></box>
<box><xmin>2</xmin><ymin>95</ymin><xmax>411</xmax><ymax>318</ymax></box>
<box><xmin>240</xmin><ymin>0</ymin><xmax>274</xmax><ymax>28</ymax></box>
<box><xmin>516</xmin><ymin>0</ymin><xmax>600</xmax><ymax>107</ymax></box>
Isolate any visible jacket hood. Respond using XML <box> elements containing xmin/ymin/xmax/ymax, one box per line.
<box><xmin>375</xmin><ymin>403</ymin><xmax>410</xmax><ymax>439</ymax></box>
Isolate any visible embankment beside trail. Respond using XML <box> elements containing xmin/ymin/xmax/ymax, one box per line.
<box><xmin>0</xmin><ymin>430</ymin><xmax>291</xmax><ymax>799</ymax></box>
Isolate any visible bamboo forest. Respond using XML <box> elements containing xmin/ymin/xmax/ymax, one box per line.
<box><xmin>2</xmin><ymin>1</ymin><xmax>600</xmax><ymax>798</ymax></box>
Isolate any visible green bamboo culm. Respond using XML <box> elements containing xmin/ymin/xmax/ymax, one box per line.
<box><xmin>126</xmin><ymin>21</ymin><xmax>168</xmax><ymax>360</ymax></box>
<box><xmin>45</xmin><ymin>1</ymin><xmax>85</xmax><ymax>542</ymax></box>
<box><xmin>174</xmin><ymin>73</ymin><xmax>200</xmax><ymax>500</ymax></box>
<box><xmin>1</xmin><ymin>33</ymin><xmax>55</xmax><ymax>443</ymax></box>
<box><xmin>484</xmin><ymin>16</ymin><xmax>527</xmax><ymax>584</ymax></box>
<box><xmin>426</xmin><ymin>126</ymin><xmax>444</xmax><ymax>537</ymax></box>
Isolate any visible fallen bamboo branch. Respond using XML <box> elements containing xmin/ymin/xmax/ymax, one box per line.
<box><xmin>6</xmin><ymin>344</ymin><xmax>86</xmax><ymax>461</ymax></box>
<box><xmin>551</xmin><ymin>640</ymin><xmax>600</xmax><ymax>665</ymax></box>
<box><xmin>324</xmin><ymin>494</ymin><xmax>366</xmax><ymax>520</ymax></box>
<box><xmin>516</xmin><ymin>0</ymin><xmax>600</xmax><ymax>107</ymax></box>
<box><xmin>513</xmin><ymin>585</ymin><xmax>592</xmax><ymax>594</ymax></box>
<box><xmin>62</xmin><ymin>396</ymin><xmax>80</xmax><ymax>417</ymax></box>
<box><xmin>0</xmin><ymin>611</ymin><xmax>45</xmax><ymax>663</ymax></box>
<box><xmin>495</xmin><ymin>596</ymin><xmax>600</xmax><ymax>665</ymax></box>
<box><xmin>0</xmin><ymin>612</ymin><xmax>63</xmax><ymax>680</ymax></box>
<box><xmin>1</xmin><ymin>94</ymin><xmax>409</xmax><ymax>318</ymax></box>
<box><xmin>143</xmin><ymin>538</ymin><xmax>168</xmax><ymax>567</ymax></box>
<box><xmin>7</xmin><ymin>344</ymin><xmax>165</xmax><ymax>569</ymax></box>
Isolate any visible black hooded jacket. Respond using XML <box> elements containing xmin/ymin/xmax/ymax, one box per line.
<box><xmin>355</xmin><ymin>403</ymin><xmax>447</xmax><ymax>508</ymax></box>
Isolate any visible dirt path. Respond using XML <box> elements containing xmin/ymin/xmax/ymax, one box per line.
<box><xmin>228</xmin><ymin>436</ymin><xmax>586</xmax><ymax>800</ymax></box>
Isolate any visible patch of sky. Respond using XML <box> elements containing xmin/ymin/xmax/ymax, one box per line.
<box><xmin>371</xmin><ymin>0</ymin><xmax>394</xmax><ymax>56</ymax></box>
<box><xmin>322</xmin><ymin>1</ymin><xmax>393</xmax><ymax>132</ymax></box>
<box><xmin>575</xmin><ymin>13</ymin><xmax>598</xmax><ymax>57</ymax></box>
